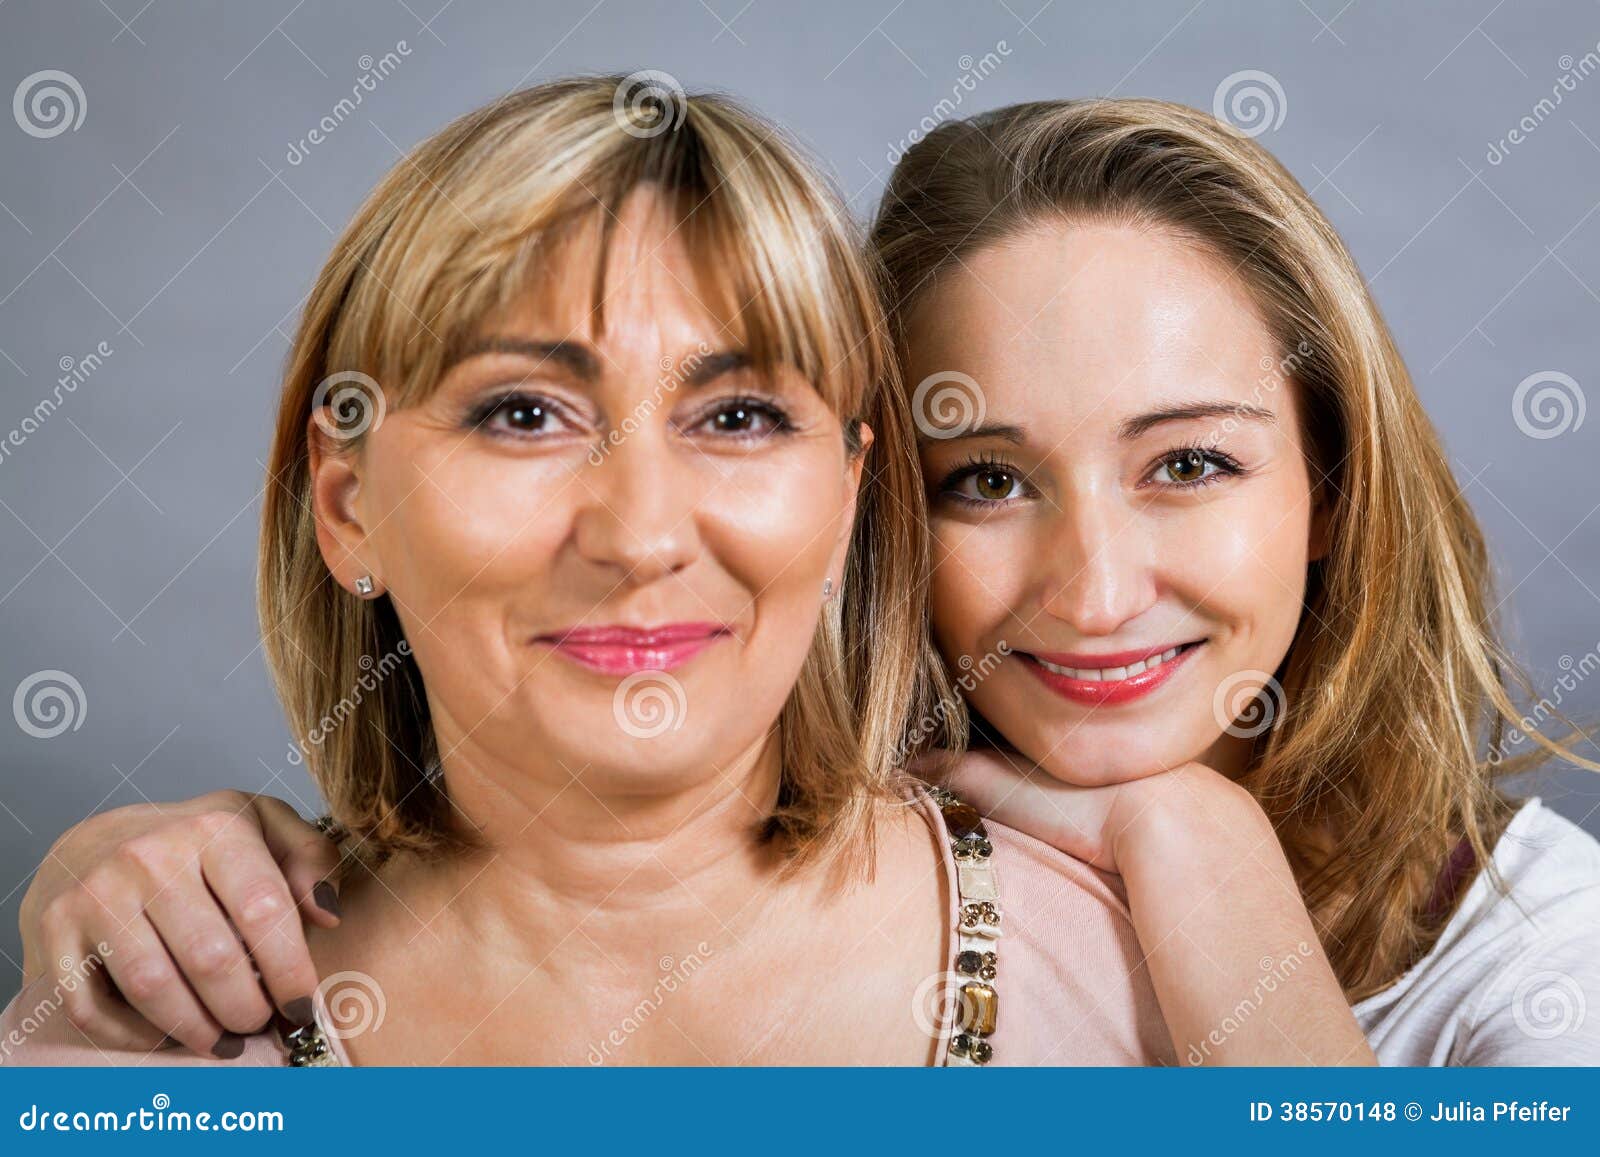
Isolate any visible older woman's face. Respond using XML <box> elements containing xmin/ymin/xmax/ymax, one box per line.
<box><xmin>908</xmin><ymin>222</ymin><xmax>1324</xmax><ymax>785</ymax></box>
<box><xmin>314</xmin><ymin>188</ymin><xmax>865</xmax><ymax>796</ymax></box>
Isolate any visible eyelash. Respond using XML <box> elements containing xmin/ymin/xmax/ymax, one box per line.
<box><xmin>681</xmin><ymin>394</ymin><xmax>794</xmax><ymax>441</ymax></box>
<box><xmin>464</xmin><ymin>391</ymin><xmax>795</xmax><ymax>442</ymax></box>
<box><xmin>935</xmin><ymin>444</ymin><xmax>1250</xmax><ymax>507</ymax></box>
<box><xmin>466</xmin><ymin>391</ymin><xmax>571</xmax><ymax>438</ymax></box>
<box><xmin>1140</xmin><ymin>444</ymin><xmax>1249</xmax><ymax>491</ymax></box>
<box><xmin>937</xmin><ymin>452</ymin><xmax>1033</xmax><ymax>508</ymax></box>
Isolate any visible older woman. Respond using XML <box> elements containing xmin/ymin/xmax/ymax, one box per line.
<box><xmin>1</xmin><ymin>78</ymin><xmax>1181</xmax><ymax>1067</ymax></box>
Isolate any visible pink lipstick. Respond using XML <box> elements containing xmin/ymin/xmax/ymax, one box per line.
<box><xmin>1019</xmin><ymin>641</ymin><xmax>1202</xmax><ymax>706</ymax></box>
<box><xmin>536</xmin><ymin>622</ymin><xmax>731</xmax><ymax>675</ymax></box>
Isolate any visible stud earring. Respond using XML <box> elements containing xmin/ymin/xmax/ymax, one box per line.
<box><xmin>354</xmin><ymin>575</ymin><xmax>375</xmax><ymax>598</ymax></box>
<box><xmin>822</xmin><ymin>578</ymin><xmax>835</xmax><ymax>600</ymax></box>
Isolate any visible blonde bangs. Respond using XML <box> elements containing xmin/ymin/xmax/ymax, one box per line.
<box><xmin>318</xmin><ymin>83</ymin><xmax>880</xmax><ymax>429</ymax></box>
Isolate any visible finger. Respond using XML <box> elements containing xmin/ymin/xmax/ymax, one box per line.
<box><xmin>37</xmin><ymin>909</ymin><xmax>171</xmax><ymax>1053</ymax></box>
<box><xmin>252</xmin><ymin>796</ymin><xmax>343</xmax><ymax>927</ymax></box>
<box><xmin>200</xmin><ymin>833</ymin><xmax>321</xmax><ymax>1026</ymax></box>
<box><xmin>86</xmin><ymin>906</ymin><xmax>241</xmax><ymax>1057</ymax></box>
<box><xmin>141</xmin><ymin>867</ymin><xmax>277</xmax><ymax>1036</ymax></box>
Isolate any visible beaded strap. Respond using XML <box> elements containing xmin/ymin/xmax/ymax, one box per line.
<box><xmin>279</xmin><ymin>1016</ymin><xmax>340</xmax><ymax>1067</ymax></box>
<box><xmin>927</xmin><ymin>785</ymin><xmax>1000</xmax><ymax>1066</ymax></box>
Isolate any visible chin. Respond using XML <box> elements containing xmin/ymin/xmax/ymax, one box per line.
<box><xmin>983</xmin><ymin>699</ymin><xmax>1215</xmax><ymax>787</ymax></box>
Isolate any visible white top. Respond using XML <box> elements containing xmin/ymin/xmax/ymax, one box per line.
<box><xmin>1354</xmin><ymin>797</ymin><xmax>1600</xmax><ymax>1065</ymax></box>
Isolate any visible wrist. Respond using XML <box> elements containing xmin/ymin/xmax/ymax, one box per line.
<box><xmin>1108</xmin><ymin>762</ymin><xmax>1267</xmax><ymax>868</ymax></box>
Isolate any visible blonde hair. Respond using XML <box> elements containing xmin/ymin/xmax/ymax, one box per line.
<box><xmin>872</xmin><ymin>98</ymin><xmax>1597</xmax><ymax>999</ymax></box>
<box><xmin>261</xmin><ymin>77</ymin><xmax>948</xmax><ymax>872</ymax></box>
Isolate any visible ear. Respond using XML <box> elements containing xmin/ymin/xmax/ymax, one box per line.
<box><xmin>1307</xmin><ymin>486</ymin><xmax>1333</xmax><ymax>564</ymax></box>
<box><xmin>306</xmin><ymin>416</ymin><xmax>380</xmax><ymax>597</ymax></box>
<box><xmin>826</xmin><ymin>420</ymin><xmax>874</xmax><ymax>587</ymax></box>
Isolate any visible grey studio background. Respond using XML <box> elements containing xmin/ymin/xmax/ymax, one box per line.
<box><xmin>2</xmin><ymin>0</ymin><xmax>1598</xmax><ymax>992</ymax></box>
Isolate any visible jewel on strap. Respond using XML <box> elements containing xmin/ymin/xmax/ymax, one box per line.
<box><xmin>928</xmin><ymin>784</ymin><xmax>1000</xmax><ymax>1067</ymax></box>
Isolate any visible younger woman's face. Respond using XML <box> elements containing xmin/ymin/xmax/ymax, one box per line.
<box><xmin>908</xmin><ymin>221</ymin><xmax>1325</xmax><ymax>785</ymax></box>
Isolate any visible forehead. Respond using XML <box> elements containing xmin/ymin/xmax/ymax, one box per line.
<box><xmin>476</xmin><ymin>186</ymin><xmax>741</xmax><ymax>352</ymax></box>
<box><xmin>909</xmin><ymin>221</ymin><xmax>1286</xmax><ymax>429</ymax></box>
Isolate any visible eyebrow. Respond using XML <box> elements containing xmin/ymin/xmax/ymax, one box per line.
<box><xmin>446</xmin><ymin>337</ymin><xmax>601</xmax><ymax>379</ymax></box>
<box><xmin>445</xmin><ymin>337</ymin><xmax>752</xmax><ymax>388</ymax></box>
<box><xmin>1118</xmin><ymin>401</ymin><xmax>1277</xmax><ymax>440</ymax></box>
<box><xmin>918</xmin><ymin>421</ymin><xmax>1029</xmax><ymax>445</ymax></box>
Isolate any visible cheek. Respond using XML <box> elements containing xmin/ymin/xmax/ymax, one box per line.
<box><xmin>1167</xmin><ymin>476</ymin><xmax>1313</xmax><ymax>655</ymax></box>
<box><xmin>365</xmin><ymin>447</ymin><xmax>576</xmax><ymax>617</ymax></box>
<box><xmin>928</xmin><ymin>519</ymin><xmax>1028</xmax><ymax>657</ymax></box>
<box><xmin>708</xmin><ymin>455</ymin><xmax>844</xmax><ymax>584</ymax></box>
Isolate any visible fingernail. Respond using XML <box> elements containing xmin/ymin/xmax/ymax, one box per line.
<box><xmin>283</xmin><ymin>996</ymin><xmax>315</xmax><ymax>1024</ymax></box>
<box><xmin>313</xmin><ymin>881</ymin><xmax>342</xmax><ymax>918</ymax></box>
<box><xmin>211</xmin><ymin>1031</ymin><xmax>246</xmax><ymax>1060</ymax></box>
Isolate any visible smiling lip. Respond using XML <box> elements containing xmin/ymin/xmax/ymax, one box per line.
<box><xmin>1019</xmin><ymin>641</ymin><xmax>1202</xmax><ymax>706</ymax></box>
<box><xmin>536</xmin><ymin>623</ymin><xmax>731</xmax><ymax>675</ymax></box>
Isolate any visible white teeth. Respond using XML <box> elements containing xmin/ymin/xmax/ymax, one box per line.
<box><xmin>1034</xmin><ymin>645</ymin><xmax>1187</xmax><ymax>682</ymax></box>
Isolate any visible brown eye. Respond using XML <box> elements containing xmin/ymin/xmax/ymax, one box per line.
<box><xmin>1162</xmin><ymin>449</ymin><xmax>1209</xmax><ymax>485</ymax></box>
<box><xmin>974</xmin><ymin>469</ymin><xmax>1018</xmax><ymax>501</ymax></box>
<box><xmin>693</xmin><ymin>397</ymin><xmax>790</xmax><ymax>439</ymax></box>
<box><xmin>503</xmin><ymin>402</ymin><xmax>547</xmax><ymax>431</ymax></box>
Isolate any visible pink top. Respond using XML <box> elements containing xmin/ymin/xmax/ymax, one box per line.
<box><xmin>0</xmin><ymin>784</ymin><xmax>1172</xmax><ymax>1067</ymax></box>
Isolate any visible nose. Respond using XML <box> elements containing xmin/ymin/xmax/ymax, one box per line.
<box><xmin>1036</xmin><ymin>486</ymin><xmax>1157</xmax><ymax>636</ymax></box>
<box><xmin>572</xmin><ymin>432</ymin><xmax>700</xmax><ymax>583</ymax></box>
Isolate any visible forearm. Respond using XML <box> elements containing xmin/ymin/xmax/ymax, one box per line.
<box><xmin>1115</xmin><ymin>768</ymin><xmax>1376</xmax><ymax>1066</ymax></box>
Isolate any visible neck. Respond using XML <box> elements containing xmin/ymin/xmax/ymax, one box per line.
<box><xmin>1201</xmin><ymin>730</ymin><xmax>1256</xmax><ymax>779</ymax></box>
<box><xmin>387</xmin><ymin>711</ymin><xmax>795</xmax><ymax>974</ymax></box>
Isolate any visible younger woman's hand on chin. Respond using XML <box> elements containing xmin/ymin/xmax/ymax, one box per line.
<box><xmin>924</xmin><ymin>748</ymin><xmax>1251</xmax><ymax>875</ymax></box>
<box><xmin>920</xmin><ymin>747</ymin><xmax>1376</xmax><ymax>1064</ymax></box>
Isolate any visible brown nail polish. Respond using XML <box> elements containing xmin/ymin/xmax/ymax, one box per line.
<box><xmin>212</xmin><ymin>1031</ymin><xmax>246</xmax><ymax>1059</ymax></box>
<box><xmin>283</xmin><ymin>996</ymin><xmax>315</xmax><ymax>1024</ymax></box>
<box><xmin>313</xmin><ymin>881</ymin><xmax>342</xmax><ymax>918</ymax></box>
